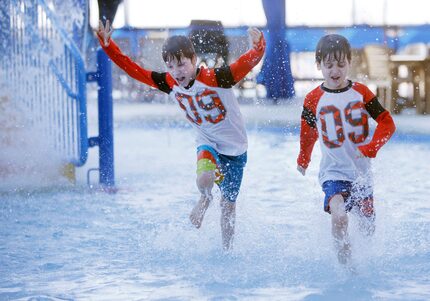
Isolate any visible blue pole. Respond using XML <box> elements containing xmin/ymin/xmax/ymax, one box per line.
<box><xmin>97</xmin><ymin>49</ymin><xmax>115</xmax><ymax>187</ymax></box>
<box><xmin>259</xmin><ymin>0</ymin><xmax>295</xmax><ymax>102</ymax></box>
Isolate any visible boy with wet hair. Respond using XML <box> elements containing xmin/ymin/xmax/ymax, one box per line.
<box><xmin>97</xmin><ymin>20</ymin><xmax>265</xmax><ymax>250</ymax></box>
<box><xmin>296</xmin><ymin>34</ymin><xmax>396</xmax><ymax>264</ymax></box>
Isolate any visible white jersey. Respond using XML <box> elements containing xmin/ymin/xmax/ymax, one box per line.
<box><xmin>170</xmin><ymin>80</ymin><xmax>247</xmax><ymax>156</ymax></box>
<box><xmin>316</xmin><ymin>83</ymin><xmax>373</xmax><ymax>184</ymax></box>
<box><xmin>300</xmin><ymin>81</ymin><xmax>378</xmax><ymax>185</ymax></box>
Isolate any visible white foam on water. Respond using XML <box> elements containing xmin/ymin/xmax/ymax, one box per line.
<box><xmin>2</xmin><ymin>111</ymin><xmax>428</xmax><ymax>300</ymax></box>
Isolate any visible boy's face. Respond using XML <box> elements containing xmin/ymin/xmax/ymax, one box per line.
<box><xmin>165</xmin><ymin>54</ymin><xmax>197</xmax><ymax>87</ymax></box>
<box><xmin>317</xmin><ymin>54</ymin><xmax>350</xmax><ymax>90</ymax></box>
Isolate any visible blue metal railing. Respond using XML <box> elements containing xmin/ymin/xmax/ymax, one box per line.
<box><xmin>1</xmin><ymin>0</ymin><xmax>115</xmax><ymax>188</ymax></box>
<box><xmin>1</xmin><ymin>0</ymin><xmax>88</xmax><ymax>166</ymax></box>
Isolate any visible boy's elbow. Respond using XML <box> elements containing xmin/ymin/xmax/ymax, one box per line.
<box><xmin>386</xmin><ymin>112</ymin><xmax>396</xmax><ymax>134</ymax></box>
<box><xmin>392</xmin><ymin>121</ymin><xmax>396</xmax><ymax>134</ymax></box>
<box><xmin>377</xmin><ymin>110</ymin><xmax>396</xmax><ymax>132</ymax></box>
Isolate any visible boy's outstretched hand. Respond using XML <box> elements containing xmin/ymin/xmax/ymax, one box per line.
<box><xmin>97</xmin><ymin>20</ymin><xmax>113</xmax><ymax>47</ymax></box>
<box><xmin>297</xmin><ymin>165</ymin><xmax>306</xmax><ymax>176</ymax></box>
<box><xmin>248</xmin><ymin>27</ymin><xmax>264</xmax><ymax>50</ymax></box>
<box><xmin>355</xmin><ymin>148</ymin><xmax>366</xmax><ymax>158</ymax></box>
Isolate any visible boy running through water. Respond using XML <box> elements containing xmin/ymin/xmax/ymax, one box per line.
<box><xmin>297</xmin><ymin>34</ymin><xmax>396</xmax><ymax>264</ymax></box>
<box><xmin>97</xmin><ymin>20</ymin><xmax>265</xmax><ymax>250</ymax></box>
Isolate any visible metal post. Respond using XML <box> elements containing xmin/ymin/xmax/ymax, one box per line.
<box><xmin>97</xmin><ymin>49</ymin><xmax>115</xmax><ymax>187</ymax></box>
<box><xmin>0</xmin><ymin>1</ymin><xmax>11</xmax><ymax>70</ymax></box>
<box><xmin>260</xmin><ymin>0</ymin><xmax>295</xmax><ymax>102</ymax></box>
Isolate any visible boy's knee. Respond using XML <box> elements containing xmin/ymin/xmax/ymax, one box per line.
<box><xmin>196</xmin><ymin>170</ymin><xmax>215</xmax><ymax>193</ymax></box>
<box><xmin>196</xmin><ymin>155</ymin><xmax>218</xmax><ymax>194</ymax></box>
<box><xmin>330</xmin><ymin>195</ymin><xmax>347</xmax><ymax>218</ymax></box>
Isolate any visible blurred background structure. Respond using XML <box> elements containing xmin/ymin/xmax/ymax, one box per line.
<box><xmin>1</xmin><ymin>0</ymin><xmax>430</xmax><ymax>188</ymax></box>
<box><xmin>88</xmin><ymin>0</ymin><xmax>430</xmax><ymax>114</ymax></box>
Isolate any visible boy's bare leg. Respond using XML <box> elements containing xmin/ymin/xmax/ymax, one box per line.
<box><xmin>330</xmin><ymin>194</ymin><xmax>351</xmax><ymax>264</ymax></box>
<box><xmin>190</xmin><ymin>194</ymin><xmax>212</xmax><ymax>228</ymax></box>
<box><xmin>190</xmin><ymin>171</ymin><xmax>215</xmax><ymax>228</ymax></box>
<box><xmin>220</xmin><ymin>198</ymin><xmax>236</xmax><ymax>251</ymax></box>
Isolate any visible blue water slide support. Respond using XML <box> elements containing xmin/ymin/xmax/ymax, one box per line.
<box><xmin>95</xmin><ymin>49</ymin><xmax>115</xmax><ymax>187</ymax></box>
<box><xmin>259</xmin><ymin>0</ymin><xmax>295</xmax><ymax>102</ymax></box>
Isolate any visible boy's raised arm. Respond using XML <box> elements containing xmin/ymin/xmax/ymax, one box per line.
<box><xmin>228</xmin><ymin>28</ymin><xmax>266</xmax><ymax>83</ymax></box>
<box><xmin>96</xmin><ymin>20</ymin><xmax>175</xmax><ymax>93</ymax></box>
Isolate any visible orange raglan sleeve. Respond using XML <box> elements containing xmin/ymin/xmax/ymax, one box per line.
<box><xmin>354</xmin><ymin>83</ymin><xmax>396</xmax><ymax>158</ymax></box>
<box><xmin>228</xmin><ymin>33</ymin><xmax>266</xmax><ymax>83</ymax></box>
<box><xmin>98</xmin><ymin>36</ymin><xmax>176</xmax><ymax>93</ymax></box>
<box><xmin>297</xmin><ymin>89</ymin><xmax>321</xmax><ymax>169</ymax></box>
<box><xmin>196</xmin><ymin>33</ymin><xmax>266</xmax><ymax>88</ymax></box>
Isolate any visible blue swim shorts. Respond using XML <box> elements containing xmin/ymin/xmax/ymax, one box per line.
<box><xmin>322</xmin><ymin>180</ymin><xmax>374</xmax><ymax>214</ymax></box>
<box><xmin>197</xmin><ymin>145</ymin><xmax>247</xmax><ymax>202</ymax></box>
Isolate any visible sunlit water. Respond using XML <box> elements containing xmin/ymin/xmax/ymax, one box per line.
<box><xmin>1</xmin><ymin>112</ymin><xmax>430</xmax><ymax>300</ymax></box>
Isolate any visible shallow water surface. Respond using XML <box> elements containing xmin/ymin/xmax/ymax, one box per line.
<box><xmin>1</xmin><ymin>123</ymin><xmax>429</xmax><ymax>300</ymax></box>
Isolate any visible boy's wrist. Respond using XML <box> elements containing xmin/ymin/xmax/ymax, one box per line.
<box><xmin>97</xmin><ymin>34</ymin><xmax>111</xmax><ymax>47</ymax></box>
<box><xmin>296</xmin><ymin>155</ymin><xmax>309</xmax><ymax>169</ymax></box>
<box><xmin>297</xmin><ymin>165</ymin><xmax>306</xmax><ymax>176</ymax></box>
<box><xmin>254</xmin><ymin>33</ymin><xmax>265</xmax><ymax>52</ymax></box>
<box><xmin>358</xmin><ymin>145</ymin><xmax>377</xmax><ymax>158</ymax></box>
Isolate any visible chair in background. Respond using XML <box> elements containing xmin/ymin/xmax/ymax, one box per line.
<box><xmin>349</xmin><ymin>49</ymin><xmax>365</xmax><ymax>80</ymax></box>
<box><xmin>391</xmin><ymin>43</ymin><xmax>428</xmax><ymax>114</ymax></box>
<box><xmin>361</xmin><ymin>45</ymin><xmax>396</xmax><ymax>112</ymax></box>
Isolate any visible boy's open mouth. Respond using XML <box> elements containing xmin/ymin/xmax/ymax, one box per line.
<box><xmin>177</xmin><ymin>77</ymin><xmax>186</xmax><ymax>83</ymax></box>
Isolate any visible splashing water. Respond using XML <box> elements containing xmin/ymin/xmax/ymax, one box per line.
<box><xmin>1</xmin><ymin>106</ymin><xmax>429</xmax><ymax>300</ymax></box>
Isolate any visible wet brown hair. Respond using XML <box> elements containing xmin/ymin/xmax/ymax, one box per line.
<box><xmin>315</xmin><ymin>34</ymin><xmax>351</xmax><ymax>64</ymax></box>
<box><xmin>162</xmin><ymin>36</ymin><xmax>196</xmax><ymax>63</ymax></box>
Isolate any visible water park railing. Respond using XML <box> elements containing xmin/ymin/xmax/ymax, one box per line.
<box><xmin>1</xmin><ymin>0</ymin><xmax>115</xmax><ymax>188</ymax></box>
<box><xmin>1</xmin><ymin>0</ymin><xmax>88</xmax><ymax>166</ymax></box>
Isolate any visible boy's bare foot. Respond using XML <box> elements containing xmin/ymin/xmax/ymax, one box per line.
<box><xmin>337</xmin><ymin>241</ymin><xmax>352</xmax><ymax>265</ymax></box>
<box><xmin>189</xmin><ymin>194</ymin><xmax>212</xmax><ymax>228</ymax></box>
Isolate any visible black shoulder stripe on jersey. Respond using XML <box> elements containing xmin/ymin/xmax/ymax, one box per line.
<box><xmin>151</xmin><ymin>72</ymin><xmax>172</xmax><ymax>94</ymax></box>
<box><xmin>302</xmin><ymin>107</ymin><xmax>317</xmax><ymax>128</ymax></box>
<box><xmin>214</xmin><ymin>66</ymin><xmax>236</xmax><ymax>88</ymax></box>
<box><xmin>365</xmin><ymin>97</ymin><xmax>386</xmax><ymax>120</ymax></box>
